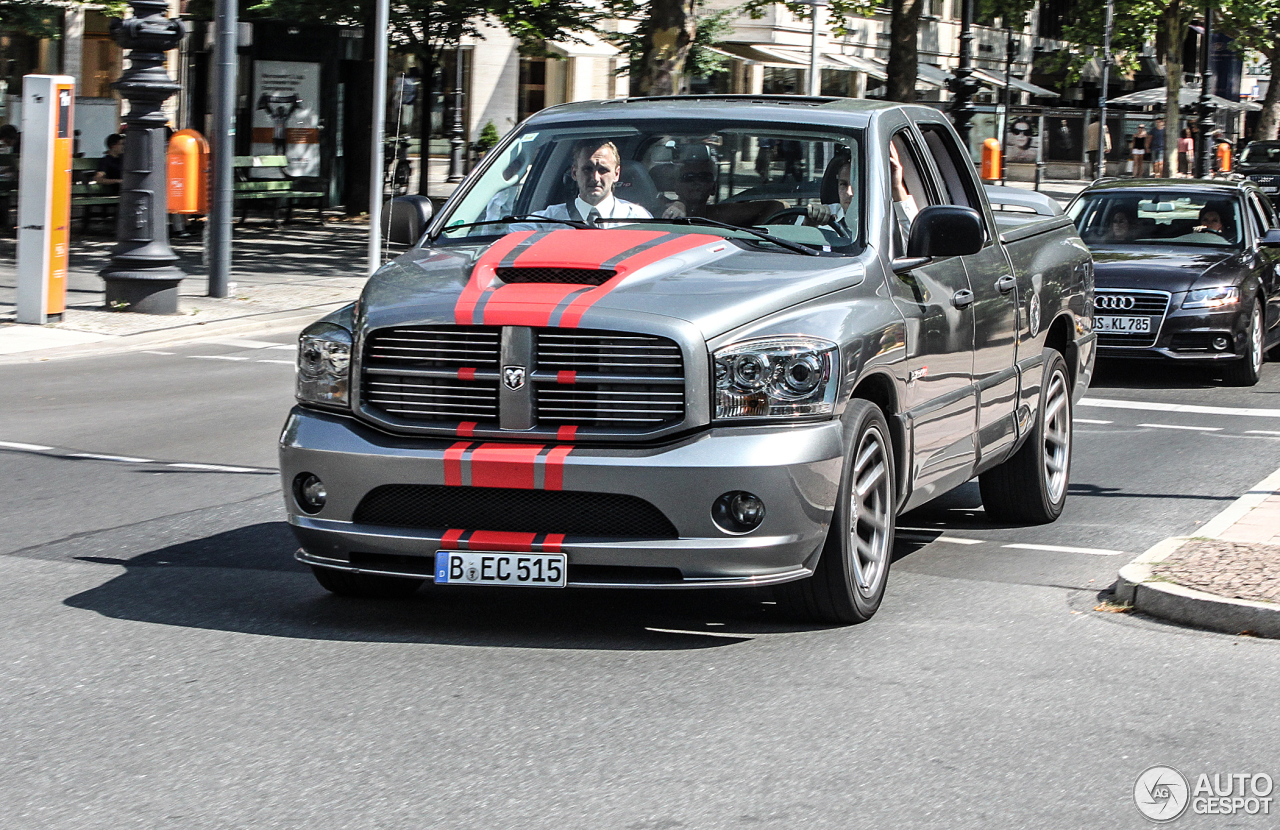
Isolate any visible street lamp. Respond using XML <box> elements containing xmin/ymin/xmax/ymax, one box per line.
<box><xmin>1196</xmin><ymin>2</ymin><xmax>1217</xmax><ymax>178</ymax></box>
<box><xmin>948</xmin><ymin>0</ymin><xmax>982</xmax><ymax>151</ymax></box>
<box><xmin>1096</xmin><ymin>0</ymin><xmax>1113</xmax><ymax>180</ymax></box>
<box><xmin>446</xmin><ymin>40</ymin><xmax>466</xmax><ymax>182</ymax></box>
<box><xmin>803</xmin><ymin>0</ymin><xmax>828</xmax><ymax>97</ymax></box>
<box><xmin>99</xmin><ymin>0</ymin><xmax>185</xmax><ymax>314</ymax></box>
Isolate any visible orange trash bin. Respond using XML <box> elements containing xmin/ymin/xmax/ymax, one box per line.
<box><xmin>981</xmin><ymin>138</ymin><xmax>1001</xmax><ymax>181</ymax></box>
<box><xmin>168</xmin><ymin>129</ymin><xmax>210</xmax><ymax>215</ymax></box>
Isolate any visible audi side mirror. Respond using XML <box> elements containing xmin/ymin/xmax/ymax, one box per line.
<box><xmin>382</xmin><ymin>195</ymin><xmax>434</xmax><ymax>246</ymax></box>
<box><xmin>907</xmin><ymin>205</ymin><xmax>986</xmax><ymax>258</ymax></box>
<box><xmin>1261</xmin><ymin>228</ymin><xmax>1280</xmax><ymax>248</ymax></box>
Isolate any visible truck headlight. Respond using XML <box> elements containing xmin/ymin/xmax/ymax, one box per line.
<box><xmin>1183</xmin><ymin>286</ymin><xmax>1240</xmax><ymax>309</ymax></box>
<box><xmin>297</xmin><ymin>323</ymin><xmax>352</xmax><ymax>408</ymax></box>
<box><xmin>713</xmin><ymin>336</ymin><xmax>838</xmax><ymax>419</ymax></box>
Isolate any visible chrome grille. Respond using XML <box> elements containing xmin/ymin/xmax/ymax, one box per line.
<box><xmin>361</xmin><ymin>327</ymin><xmax>501</xmax><ymax>425</ymax></box>
<box><xmin>535</xmin><ymin>331</ymin><xmax>683</xmax><ymax>377</ymax></box>
<box><xmin>1095</xmin><ymin>290</ymin><xmax>1170</xmax><ymax>348</ymax></box>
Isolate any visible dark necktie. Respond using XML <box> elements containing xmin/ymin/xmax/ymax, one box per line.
<box><xmin>586</xmin><ymin>209</ymin><xmax>601</xmax><ymax>228</ymax></box>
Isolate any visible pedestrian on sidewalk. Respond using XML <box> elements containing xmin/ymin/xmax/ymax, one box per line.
<box><xmin>1130</xmin><ymin>124</ymin><xmax>1149</xmax><ymax>178</ymax></box>
<box><xmin>1178</xmin><ymin>128</ymin><xmax>1194</xmax><ymax>177</ymax></box>
<box><xmin>94</xmin><ymin>134</ymin><xmax>124</xmax><ymax>187</ymax></box>
<box><xmin>1151</xmin><ymin>117</ymin><xmax>1166</xmax><ymax>178</ymax></box>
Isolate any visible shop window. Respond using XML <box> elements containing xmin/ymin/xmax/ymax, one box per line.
<box><xmin>519</xmin><ymin>58</ymin><xmax>546</xmax><ymax>121</ymax></box>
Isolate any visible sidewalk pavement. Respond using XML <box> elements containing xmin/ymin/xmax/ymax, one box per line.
<box><xmin>1114</xmin><ymin>467</ymin><xmax>1280</xmax><ymax>638</ymax></box>
<box><xmin>0</xmin><ymin>215</ymin><xmax>373</xmax><ymax>361</ymax></box>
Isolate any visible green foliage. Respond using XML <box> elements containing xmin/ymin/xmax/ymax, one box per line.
<box><xmin>0</xmin><ymin>0</ymin><xmax>71</xmax><ymax>40</ymax></box>
<box><xmin>601</xmin><ymin>0</ymin><xmax>740</xmax><ymax>82</ymax></box>
<box><xmin>476</xmin><ymin>119</ymin><xmax>500</xmax><ymax>151</ymax></box>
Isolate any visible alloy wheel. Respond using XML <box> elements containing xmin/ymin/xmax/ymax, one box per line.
<box><xmin>1042</xmin><ymin>370</ymin><xmax>1071</xmax><ymax>504</ymax></box>
<box><xmin>849</xmin><ymin>426</ymin><xmax>892</xmax><ymax>596</ymax></box>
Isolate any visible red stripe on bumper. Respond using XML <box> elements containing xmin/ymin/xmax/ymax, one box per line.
<box><xmin>556</xmin><ymin>425</ymin><xmax>578</xmax><ymax>442</ymax></box>
<box><xmin>543</xmin><ymin>445</ymin><xmax>574</xmax><ymax>491</ymax></box>
<box><xmin>466</xmin><ymin>530</ymin><xmax>540</xmax><ymax>552</ymax></box>
<box><xmin>456</xmin><ymin>421</ymin><xmax>477</xmax><ymax>438</ymax></box>
<box><xmin>542</xmin><ymin>533</ymin><xmax>565</xmax><ymax>553</ymax></box>
<box><xmin>439</xmin><ymin>528</ymin><xmax>466</xmax><ymax>549</ymax></box>
<box><xmin>469</xmin><ymin>443</ymin><xmax>546</xmax><ymax>489</ymax></box>
<box><xmin>443</xmin><ymin>442</ymin><xmax>473</xmax><ymax>486</ymax></box>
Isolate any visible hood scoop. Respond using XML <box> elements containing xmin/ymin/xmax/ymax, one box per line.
<box><xmin>495</xmin><ymin>266</ymin><xmax>616</xmax><ymax>285</ymax></box>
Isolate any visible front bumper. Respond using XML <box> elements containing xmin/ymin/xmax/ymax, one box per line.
<box><xmin>280</xmin><ymin>408</ymin><xmax>844</xmax><ymax>588</ymax></box>
<box><xmin>1096</xmin><ymin>300</ymin><xmax>1250</xmax><ymax>362</ymax></box>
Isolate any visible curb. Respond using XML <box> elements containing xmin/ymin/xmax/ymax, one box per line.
<box><xmin>1114</xmin><ymin>538</ymin><xmax>1280</xmax><ymax>639</ymax></box>
<box><xmin>0</xmin><ymin>302</ymin><xmax>346</xmax><ymax>365</ymax></box>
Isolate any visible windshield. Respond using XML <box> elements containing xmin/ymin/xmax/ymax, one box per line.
<box><xmin>1240</xmin><ymin>143</ymin><xmax>1280</xmax><ymax>165</ymax></box>
<box><xmin>1068</xmin><ymin>191</ymin><xmax>1243</xmax><ymax>248</ymax></box>
<box><xmin>435</xmin><ymin>120</ymin><xmax>863</xmax><ymax>254</ymax></box>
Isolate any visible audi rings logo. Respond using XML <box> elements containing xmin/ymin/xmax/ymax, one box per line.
<box><xmin>1097</xmin><ymin>295</ymin><xmax>1137</xmax><ymax>311</ymax></box>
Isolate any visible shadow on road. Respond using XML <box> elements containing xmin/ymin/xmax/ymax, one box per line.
<box><xmin>1089</xmin><ymin>358</ymin><xmax>1228</xmax><ymax>390</ymax></box>
<box><xmin>62</xmin><ymin>521</ymin><xmax>831</xmax><ymax>649</ymax></box>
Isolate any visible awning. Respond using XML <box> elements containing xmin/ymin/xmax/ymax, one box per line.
<box><xmin>547</xmin><ymin>31</ymin><xmax>619</xmax><ymax>58</ymax></box>
<box><xmin>712</xmin><ymin>43</ymin><xmax>810</xmax><ymax>68</ymax></box>
<box><xmin>752</xmin><ymin>44</ymin><xmax>849</xmax><ymax>70</ymax></box>
<box><xmin>822</xmin><ymin>53</ymin><xmax>889</xmax><ymax>80</ymax></box>
<box><xmin>915</xmin><ymin>64</ymin><xmax>952</xmax><ymax>89</ymax></box>
<box><xmin>1108</xmin><ymin>85</ymin><xmax>1262</xmax><ymax>111</ymax></box>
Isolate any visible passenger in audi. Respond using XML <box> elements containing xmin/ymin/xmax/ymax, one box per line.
<box><xmin>537</xmin><ymin>139</ymin><xmax>652</xmax><ymax>226</ymax></box>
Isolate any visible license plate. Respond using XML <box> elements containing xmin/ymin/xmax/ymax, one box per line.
<box><xmin>1095</xmin><ymin>315</ymin><xmax>1152</xmax><ymax>333</ymax></box>
<box><xmin>434</xmin><ymin>551</ymin><xmax>566</xmax><ymax>587</ymax></box>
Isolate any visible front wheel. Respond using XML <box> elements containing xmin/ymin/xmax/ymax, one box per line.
<box><xmin>979</xmin><ymin>350</ymin><xmax>1072</xmax><ymax>524</ymax></box>
<box><xmin>311</xmin><ymin>566</ymin><xmax>423</xmax><ymax>599</ymax></box>
<box><xmin>776</xmin><ymin>399</ymin><xmax>896</xmax><ymax>624</ymax></box>
<box><xmin>1222</xmin><ymin>302</ymin><xmax>1263</xmax><ymax>387</ymax></box>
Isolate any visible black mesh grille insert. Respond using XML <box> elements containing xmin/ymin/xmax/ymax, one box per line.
<box><xmin>496</xmin><ymin>267</ymin><xmax>616</xmax><ymax>285</ymax></box>
<box><xmin>354</xmin><ymin>485</ymin><xmax>679</xmax><ymax>538</ymax></box>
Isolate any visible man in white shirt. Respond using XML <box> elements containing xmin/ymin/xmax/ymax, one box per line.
<box><xmin>537</xmin><ymin>139</ymin><xmax>652</xmax><ymax>225</ymax></box>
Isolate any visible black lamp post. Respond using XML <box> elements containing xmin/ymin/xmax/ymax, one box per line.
<box><xmin>446</xmin><ymin>43</ymin><xmax>466</xmax><ymax>182</ymax></box>
<box><xmin>100</xmin><ymin>0</ymin><xmax>185</xmax><ymax>314</ymax></box>
<box><xmin>1196</xmin><ymin>2</ymin><xmax>1217</xmax><ymax>178</ymax></box>
<box><xmin>949</xmin><ymin>0</ymin><xmax>982</xmax><ymax>151</ymax></box>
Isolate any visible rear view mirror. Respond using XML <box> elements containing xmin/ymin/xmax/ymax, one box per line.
<box><xmin>382</xmin><ymin>195</ymin><xmax>434</xmax><ymax>246</ymax></box>
<box><xmin>906</xmin><ymin>205</ymin><xmax>986</xmax><ymax>258</ymax></box>
<box><xmin>1261</xmin><ymin>228</ymin><xmax>1280</xmax><ymax>248</ymax></box>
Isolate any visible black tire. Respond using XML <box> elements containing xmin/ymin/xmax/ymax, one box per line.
<box><xmin>311</xmin><ymin>566</ymin><xmax>423</xmax><ymax>599</ymax></box>
<box><xmin>979</xmin><ymin>350</ymin><xmax>1072</xmax><ymax>524</ymax></box>
<box><xmin>1222</xmin><ymin>302</ymin><xmax>1263</xmax><ymax>387</ymax></box>
<box><xmin>777</xmin><ymin>399</ymin><xmax>896</xmax><ymax>624</ymax></box>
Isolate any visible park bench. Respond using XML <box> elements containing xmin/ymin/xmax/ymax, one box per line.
<box><xmin>234</xmin><ymin>155</ymin><xmax>326</xmax><ymax>225</ymax></box>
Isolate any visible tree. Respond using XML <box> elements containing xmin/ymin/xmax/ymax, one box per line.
<box><xmin>1218</xmin><ymin>0</ymin><xmax>1280</xmax><ymax>139</ymax></box>
<box><xmin>602</xmin><ymin>0</ymin><xmax>740</xmax><ymax>96</ymax></box>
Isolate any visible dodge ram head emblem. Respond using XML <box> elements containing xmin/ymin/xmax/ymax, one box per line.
<box><xmin>503</xmin><ymin>365</ymin><xmax>526</xmax><ymax>391</ymax></box>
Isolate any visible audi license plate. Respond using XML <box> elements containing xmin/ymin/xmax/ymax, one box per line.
<box><xmin>434</xmin><ymin>551</ymin><xmax>566</xmax><ymax>587</ymax></box>
<box><xmin>1095</xmin><ymin>315</ymin><xmax>1152</xmax><ymax>334</ymax></box>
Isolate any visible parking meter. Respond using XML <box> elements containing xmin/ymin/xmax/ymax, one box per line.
<box><xmin>16</xmin><ymin>75</ymin><xmax>75</xmax><ymax>325</ymax></box>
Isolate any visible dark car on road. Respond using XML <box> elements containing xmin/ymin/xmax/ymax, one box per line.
<box><xmin>1067</xmin><ymin>178</ymin><xmax>1280</xmax><ymax>385</ymax></box>
<box><xmin>1238</xmin><ymin>140</ymin><xmax>1280</xmax><ymax>206</ymax></box>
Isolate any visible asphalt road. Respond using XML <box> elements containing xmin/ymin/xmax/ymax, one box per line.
<box><xmin>2</xmin><ymin>333</ymin><xmax>1279</xmax><ymax>829</ymax></box>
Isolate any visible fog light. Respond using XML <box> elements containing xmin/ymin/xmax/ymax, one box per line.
<box><xmin>712</xmin><ymin>491</ymin><xmax>766</xmax><ymax>534</ymax></box>
<box><xmin>1212</xmin><ymin>336</ymin><xmax>1230</xmax><ymax>351</ymax></box>
<box><xmin>294</xmin><ymin>473</ymin><xmax>327</xmax><ymax>514</ymax></box>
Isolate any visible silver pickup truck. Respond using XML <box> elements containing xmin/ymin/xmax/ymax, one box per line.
<box><xmin>280</xmin><ymin>96</ymin><xmax>1096</xmax><ymax>624</ymax></box>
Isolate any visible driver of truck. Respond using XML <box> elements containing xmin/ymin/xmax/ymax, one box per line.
<box><xmin>537</xmin><ymin>139</ymin><xmax>652</xmax><ymax>225</ymax></box>
<box><xmin>805</xmin><ymin>152</ymin><xmax>855</xmax><ymax>228</ymax></box>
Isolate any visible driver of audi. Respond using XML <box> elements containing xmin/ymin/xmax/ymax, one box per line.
<box><xmin>537</xmin><ymin>139</ymin><xmax>652</xmax><ymax>226</ymax></box>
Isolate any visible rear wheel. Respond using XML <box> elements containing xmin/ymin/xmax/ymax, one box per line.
<box><xmin>1223</xmin><ymin>302</ymin><xmax>1263</xmax><ymax>387</ymax></box>
<box><xmin>777</xmin><ymin>399</ymin><xmax>895</xmax><ymax>624</ymax></box>
<box><xmin>311</xmin><ymin>566</ymin><xmax>423</xmax><ymax>599</ymax></box>
<box><xmin>979</xmin><ymin>350</ymin><xmax>1072</xmax><ymax>524</ymax></box>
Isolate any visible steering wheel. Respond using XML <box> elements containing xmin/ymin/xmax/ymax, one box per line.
<box><xmin>760</xmin><ymin>206</ymin><xmax>851</xmax><ymax>238</ymax></box>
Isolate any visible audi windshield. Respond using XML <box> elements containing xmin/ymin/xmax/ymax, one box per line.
<box><xmin>433</xmin><ymin>120</ymin><xmax>865</xmax><ymax>255</ymax></box>
<box><xmin>1069</xmin><ymin>191</ymin><xmax>1243</xmax><ymax>248</ymax></box>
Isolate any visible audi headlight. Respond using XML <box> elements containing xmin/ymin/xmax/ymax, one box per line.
<box><xmin>713</xmin><ymin>336</ymin><xmax>838</xmax><ymax>419</ymax></box>
<box><xmin>296</xmin><ymin>322</ymin><xmax>352</xmax><ymax>408</ymax></box>
<box><xmin>1183</xmin><ymin>286</ymin><xmax>1240</xmax><ymax>309</ymax></box>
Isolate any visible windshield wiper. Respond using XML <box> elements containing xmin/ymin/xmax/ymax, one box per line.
<box><xmin>597</xmin><ymin>216</ymin><xmax>821</xmax><ymax>256</ymax></box>
<box><xmin>434</xmin><ymin>215</ymin><xmax>591</xmax><ymax>238</ymax></box>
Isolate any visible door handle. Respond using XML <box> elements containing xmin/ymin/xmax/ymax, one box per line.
<box><xmin>996</xmin><ymin>275</ymin><xmax>1017</xmax><ymax>293</ymax></box>
<box><xmin>952</xmin><ymin>289</ymin><xmax>974</xmax><ymax>309</ymax></box>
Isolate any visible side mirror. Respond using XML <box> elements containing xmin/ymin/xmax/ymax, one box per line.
<box><xmin>382</xmin><ymin>195</ymin><xmax>433</xmax><ymax>246</ymax></box>
<box><xmin>1261</xmin><ymin>228</ymin><xmax>1280</xmax><ymax>248</ymax></box>
<box><xmin>906</xmin><ymin>205</ymin><xmax>986</xmax><ymax>258</ymax></box>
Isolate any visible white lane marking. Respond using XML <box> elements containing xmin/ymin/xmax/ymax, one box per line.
<box><xmin>188</xmin><ymin>355</ymin><xmax>251</xmax><ymax>361</ymax></box>
<box><xmin>265</xmin><ymin>344</ymin><xmax>296</xmax><ymax>351</ymax></box>
<box><xmin>644</xmin><ymin>627</ymin><xmax>751</xmax><ymax>640</ymax></box>
<box><xmin>203</xmin><ymin>338</ymin><xmax>286</xmax><ymax>350</ymax></box>
<box><xmin>1197</xmin><ymin>464</ymin><xmax>1280</xmax><ymax>538</ymax></box>
<box><xmin>1075</xmin><ymin>419</ymin><xmax>1113</xmax><ymax>425</ymax></box>
<box><xmin>1003</xmin><ymin>543</ymin><xmax>1125</xmax><ymax>556</ymax></box>
<box><xmin>1137</xmin><ymin>423</ymin><xmax>1223</xmax><ymax>432</ymax></box>
<box><xmin>142</xmin><ymin>350</ymin><xmax>175</xmax><ymax>355</ymax></box>
<box><xmin>256</xmin><ymin>359</ymin><xmax>295</xmax><ymax>365</ymax></box>
<box><xmin>166</xmin><ymin>462</ymin><xmax>262</xmax><ymax>473</ymax></box>
<box><xmin>0</xmin><ymin>440</ymin><xmax>54</xmax><ymax>451</ymax></box>
<box><xmin>898</xmin><ymin>533</ymin><xmax>985</xmax><ymax>545</ymax></box>
<box><xmin>68</xmin><ymin>453</ymin><xmax>154</xmax><ymax>463</ymax></box>
<box><xmin>1080</xmin><ymin>397</ymin><xmax>1280</xmax><ymax>419</ymax></box>
<box><xmin>1245</xmin><ymin>430</ymin><xmax>1280</xmax><ymax>437</ymax></box>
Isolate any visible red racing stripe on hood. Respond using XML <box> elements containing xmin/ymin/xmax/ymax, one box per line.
<box><xmin>454</xmin><ymin>231</ymin><xmax>532</xmax><ymax>325</ymax></box>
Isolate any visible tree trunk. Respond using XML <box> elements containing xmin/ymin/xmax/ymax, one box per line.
<box><xmin>632</xmin><ymin>0</ymin><xmax>697</xmax><ymax>96</ymax></box>
<box><xmin>1163</xmin><ymin>1</ymin><xmax>1182</xmax><ymax>178</ymax></box>
<box><xmin>886</xmin><ymin>0</ymin><xmax>922</xmax><ymax>103</ymax></box>
<box><xmin>1255</xmin><ymin>45</ymin><xmax>1280</xmax><ymax>141</ymax></box>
